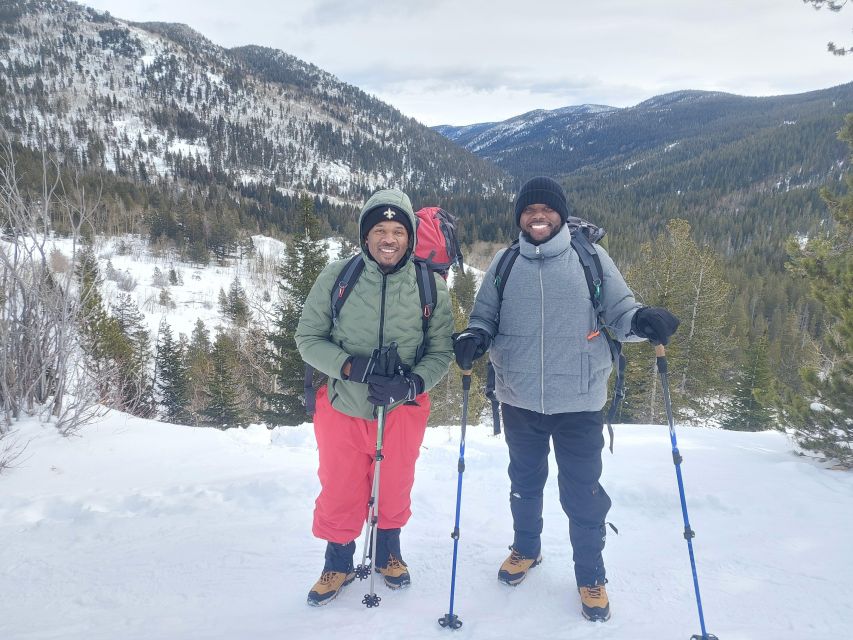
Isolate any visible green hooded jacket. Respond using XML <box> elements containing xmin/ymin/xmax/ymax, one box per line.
<box><xmin>295</xmin><ymin>189</ymin><xmax>453</xmax><ymax>419</ymax></box>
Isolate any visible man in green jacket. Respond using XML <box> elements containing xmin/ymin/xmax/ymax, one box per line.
<box><xmin>296</xmin><ymin>188</ymin><xmax>453</xmax><ymax>606</ymax></box>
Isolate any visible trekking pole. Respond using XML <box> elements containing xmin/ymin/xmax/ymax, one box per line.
<box><xmin>356</xmin><ymin>404</ymin><xmax>387</xmax><ymax>608</ymax></box>
<box><xmin>438</xmin><ymin>370</ymin><xmax>471</xmax><ymax>630</ymax></box>
<box><xmin>655</xmin><ymin>344</ymin><xmax>718</xmax><ymax>640</ymax></box>
<box><xmin>354</xmin><ymin>342</ymin><xmax>397</xmax><ymax>608</ymax></box>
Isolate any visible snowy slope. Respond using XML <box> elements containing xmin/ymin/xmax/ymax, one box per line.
<box><xmin>38</xmin><ymin>233</ymin><xmax>472</xmax><ymax>340</ymax></box>
<box><xmin>0</xmin><ymin>412</ymin><xmax>851</xmax><ymax>640</ymax></box>
<box><xmin>40</xmin><ymin>233</ymin><xmax>349</xmax><ymax>339</ymax></box>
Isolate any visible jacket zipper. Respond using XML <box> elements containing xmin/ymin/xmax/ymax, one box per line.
<box><xmin>537</xmin><ymin>247</ymin><xmax>545</xmax><ymax>413</ymax></box>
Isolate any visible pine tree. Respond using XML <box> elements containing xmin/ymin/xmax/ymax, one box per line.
<box><xmin>265</xmin><ymin>194</ymin><xmax>328</xmax><ymax>425</ymax></box>
<box><xmin>780</xmin><ymin>114</ymin><xmax>853</xmax><ymax>466</ymax></box>
<box><xmin>226</xmin><ymin>276</ymin><xmax>251</xmax><ymax>326</ymax></box>
<box><xmin>186</xmin><ymin>319</ymin><xmax>212</xmax><ymax>423</ymax></box>
<box><xmin>111</xmin><ymin>294</ymin><xmax>154</xmax><ymax>415</ymax></box>
<box><xmin>155</xmin><ymin>320</ymin><xmax>189</xmax><ymax>424</ymax></box>
<box><xmin>623</xmin><ymin>219</ymin><xmax>732</xmax><ymax>424</ymax></box>
<box><xmin>158</xmin><ymin>288</ymin><xmax>174</xmax><ymax>309</ymax></box>
<box><xmin>76</xmin><ymin>249</ymin><xmax>149</xmax><ymax>414</ymax></box>
<box><xmin>210</xmin><ymin>212</ymin><xmax>237</xmax><ymax>264</ymax></box>
<box><xmin>722</xmin><ymin>332</ymin><xmax>775</xmax><ymax>431</ymax></box>
<box><xmin>152</xmin><ymin>266</ymin><xmax>166</xmax><ymax>287</ymax></box>
<box><xmin>337</xmin><ymin>236</ymin><xmax>359</xmax><ymax>260</ymax></box>
<box><xmin>770</xmin><ymin>305</ymin><xmax>821</xmax><ymax>394</ymax></box>
<box><xmin>427</xmin><ymin>266</ymin><xmax>487</xmax><ymax>427</ymax></box>
<box><xmin>238</xmin><ymin>231</ymin><xmax>255</xmax><ymax>260</ymax></box>
<box><xmin>218</xmin><ymin>288</ymin><xmax>228</xmax><ymax>316</ymax></box>
<box><xmin>203</xmin><ymin>330</ymin><xmax>246</xmax><ymax>428</ymax></box>
<box><xmin>76</xmin><ymin>246</ymin><xmax>108</xmax><ymax>354</ymax></box>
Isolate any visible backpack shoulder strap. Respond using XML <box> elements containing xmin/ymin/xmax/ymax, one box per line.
<box><xmin>570</xmin><ymin>231</ymin><xmax>604</xmax><ymax>310</ymax></box>
<box><xmin>331</xmin><ymin>255</ymin><xmax>365</xmax><ymax>326</ymax></box>
<box><xmin>570</xmin><ymin>230</ymin><xmax>622</xmax><ymax>453</ymax></box>
<box><xmin>494</xmin><ymin>240</ymin><xmax>520</xmax><ymax>302</ymax></box>
<box><xmin>304</xmin><ymin>255</ymin><xmax>363</xmax><ymax>415</ymax></box>
<box><xmin>413</xmin><ymin>260</ymin><xmax>437</xmax><ymax>362</ymax></box>
<box><xmin>486</xmin><ymin>240</ymin><xmax>520</xmax><ymax>434</ymax></box>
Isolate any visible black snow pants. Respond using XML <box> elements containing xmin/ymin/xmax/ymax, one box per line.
<box><xmin>501</xmin><ymin>403</ymin><xmax>611</xmax><ymax>587</ymax></box>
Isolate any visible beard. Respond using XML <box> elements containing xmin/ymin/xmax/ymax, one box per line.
<box><xmin>521</xmin><ymin>224</ymin><xmax>562</xmax><ymax>246</ymax></box>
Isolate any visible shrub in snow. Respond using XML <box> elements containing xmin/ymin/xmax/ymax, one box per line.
<box><xmin>116</xmin><ymin>271</ymin><xmax>137</xmax><ymax>292</ymax></box>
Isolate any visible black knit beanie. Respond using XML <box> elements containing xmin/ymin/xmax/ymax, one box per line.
<box><xmin>360</xmin><ymin>204</ymin><xmax>414</xmax><ymax>240</ymax></box>
<box><xmin>513</xmin><ymin>176</ymin><xmax>569</xmax><ymax>226</ymax></box>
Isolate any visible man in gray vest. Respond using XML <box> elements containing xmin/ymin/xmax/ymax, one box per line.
<box><xmin>454</xmin><ymin>176</ymin><xmax>679</xmax><ymax>622</ymax></box>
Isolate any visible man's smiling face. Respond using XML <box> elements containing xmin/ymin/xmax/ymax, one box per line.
<box><xmin>519</xmin><ymin>203</ymin><xmax>562</xmax><ymax>243</ymax></box>
<box><xmin>366</xmin><ymin>219</ymin><xmax>409</xmax><ymax>271</ymax></box>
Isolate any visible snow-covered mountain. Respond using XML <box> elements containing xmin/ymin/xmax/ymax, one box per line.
<box><xmin>1</xmin><ymin>407</ymin><xmax>851</xmax><ymax>639</ymax></box>
<box><xmin>434</xmin><ymin>103</ymin><xmax>618</xmax><ymax>155</ymax></box>
<box><xmin>433</xmin><ymin>85</ymin><xmax>853</xmax><ymax>181</ymax></box>
<box><xmin>0</xmin><ymin>0</ymin><xmax>508</xmax><ymax>204</ymax></box>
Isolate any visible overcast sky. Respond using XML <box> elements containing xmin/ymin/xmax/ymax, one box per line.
<box><xmin>82</xmin><ymin>0</ymin><xmax>852</xmax><ymax>126</ymax></box>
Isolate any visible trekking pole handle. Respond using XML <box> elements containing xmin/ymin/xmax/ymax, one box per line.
<box><xmin>654</xmin><ymin>343</ymin><xmax>668</xmax><ymax>374</ymax></box>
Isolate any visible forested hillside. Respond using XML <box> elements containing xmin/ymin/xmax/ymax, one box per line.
<box><xmin>0</xmin><ymin>0</ymin><xmax>510</xmax><ymax>248</ymax></box>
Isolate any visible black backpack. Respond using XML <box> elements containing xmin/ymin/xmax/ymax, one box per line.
<box><xmin>486</xmin><ymin>217</ymin><xmax>625</xmax><ymax>452</ymax></box>
<box><xmin>303</xmin><ymin>208</ymin><xmax>463</xmax><ymax>415</ymax></box>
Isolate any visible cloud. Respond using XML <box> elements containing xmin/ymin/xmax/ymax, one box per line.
<box><xmin>82</xmin><ymin>0</ymin><xmax>853</xmax><ymax>125</ymax></box>
<box><xmin>301</xmin><ymin>0</ymin><xmax>445</xmax><ymax>26</ymax></box>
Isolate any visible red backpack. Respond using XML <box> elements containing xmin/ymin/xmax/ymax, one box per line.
<box><xmin>413</xmin><ymin>207</ymin><xmax>464</xmax><ymax>277</ymax></box>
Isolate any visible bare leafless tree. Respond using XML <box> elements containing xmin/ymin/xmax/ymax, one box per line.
<box><xmin>0</xmin><ymin>133</ymin><xmax>103</xmax><ymax>450</ymax></box>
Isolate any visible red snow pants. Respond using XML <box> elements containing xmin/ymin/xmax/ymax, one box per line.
<box><xmin>312</xmin><ymin>385</ymin><xmax>430</xmax><ymax>544</ymax></box>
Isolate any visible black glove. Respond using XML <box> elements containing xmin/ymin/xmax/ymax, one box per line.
<box><xmin>344</xmin><ymin>346</ymin><xmax>405</xmax><ymax>382</ymax></box>
<box><xmin>373</xmin><ymin>343</ymin><xmax>402</xmax><ymax>378</ymax></box>
<box><xmin>344</xmin><ymin>354</ymin><xmax>376</xmax><ymax>382</ymax></box>
<box><xmin>632</xmin><ymin>307</ymin><xmax>681</xmax><ymax>345</ymax></box>
<box><xmin>453</xmin><ymin>328</ymin><xmax>490</xmax><ymax>370</ymax></box>
<box><xmin>366</xmin><ymin>372</ymin><xmax>423</xmax><ymax>406</ymax></box>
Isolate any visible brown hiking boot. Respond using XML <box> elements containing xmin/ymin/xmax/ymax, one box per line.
<box><xmin>377</xmin><ymin>555</ymin><xmax>411</xmax><ymax>589</ymax></box>
<box><xmin>497</xmin><ymin>547</ymin><xmax>542</xmax><ymax>586</ymax></box>
<box><xmin>306</xmin><ymin>570</ymin><xmax>356</xmax><ymax>606</ymax></box>
<box><xmin>579</xmin><ymin>584</ymin><xmax>611</xmax><ymax>621</ymax></box>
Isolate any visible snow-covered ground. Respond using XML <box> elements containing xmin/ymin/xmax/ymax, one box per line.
<box><xmin>1</xmin><ymin>413</ymin><xmax>851</xmax><ymax>640</ymax></box>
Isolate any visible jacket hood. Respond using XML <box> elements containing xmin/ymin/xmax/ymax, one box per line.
<box><xmin>358</xmin><ymin>188</ymin><xmax>417</xmax><ymax>268</ymax></box>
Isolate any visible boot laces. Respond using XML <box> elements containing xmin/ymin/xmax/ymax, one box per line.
<box><xmin>318</xmin><ymin>571</ymin><xmax>339</xmax><ymax>586</ymax></box>
<box><xmin>507</xmin><ymin>549</ymin><xmax>527</xmax><ymax>566</ymax></box>
<box><xmin>581</xmin><ymin>585</ymin><xmax>607</xmax><ymax>604</ymax></box>
<box><xmin>386</xmin><ymin>555</ymin><xmax>406</xmax><ymax>571</ymax></box>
